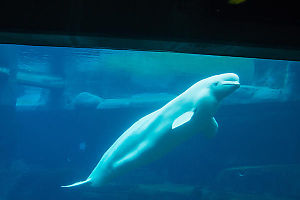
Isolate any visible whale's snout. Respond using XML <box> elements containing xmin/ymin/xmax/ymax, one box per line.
<box><xmin>221</xmin><ymin>80</ymin><xmax>240</xmax><ymax>88</ymax></box>
<box><xmin>219</xmin><ymin>73</ymin><xmax>240</xmax><ymax>88</ymax></box>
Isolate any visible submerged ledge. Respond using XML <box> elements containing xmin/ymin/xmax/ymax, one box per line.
<box><xmin>14</xmin><ymin>85</ymin><xmax>295</xmax><ymax>111</ymax></box>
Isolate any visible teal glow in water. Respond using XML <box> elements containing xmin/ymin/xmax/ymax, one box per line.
<box><xmin>0</xmin><ymin>43</ymin><xmax>299</xmax><ymax>200</ymax></box>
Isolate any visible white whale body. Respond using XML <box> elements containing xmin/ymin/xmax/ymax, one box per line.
<box><xmin>62</xmin><ymin>73</ymin><xmax>240</xmax><ymax>188</ymax></box>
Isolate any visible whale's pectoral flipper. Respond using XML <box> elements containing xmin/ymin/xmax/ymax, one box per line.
<box><xmin>203</xmin><ymin>117</ymin><xmax>218</xmax><ymax>138</ymax></box>
<box><xmin>61</xmin><ymin>178</ymin><xmax>92</xmax><ymax>188</ymax></box>
<box><xmin>172</xmin><ymin>111</ymin><xmax>194</xmax><ymax>129</ymax></box>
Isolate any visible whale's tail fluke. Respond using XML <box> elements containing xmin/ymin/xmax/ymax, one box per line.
<box><xmin>61</xmin><ymin>178</ymin><xmax>92</xmax><ymax>188</ymax></box>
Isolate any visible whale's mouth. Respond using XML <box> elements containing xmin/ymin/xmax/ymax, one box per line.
<box><xmin>221</xmin><ymin>81</ymin><xmax>240</xmax><ymax>87</ymax></box>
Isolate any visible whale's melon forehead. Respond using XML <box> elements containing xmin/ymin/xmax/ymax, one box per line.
<box><xmin>188</xmin><ymin>73</ymin><xmax>239</xmax><ymax>96</ymax></box>
<box><xmin>192</xmin><ymin>73</ymin><xmax>240</xmax><ymax>93</ymax></box>
<box><xmin>210</xmin><ymin>73</ymin><xmax>239</xmax><ymax>82</ymax></box>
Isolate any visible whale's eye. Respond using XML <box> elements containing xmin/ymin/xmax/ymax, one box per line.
<box><xmin>214</xmin><ymin>82</ymin><xmax>219</xmax><ymax>86</ymax></box>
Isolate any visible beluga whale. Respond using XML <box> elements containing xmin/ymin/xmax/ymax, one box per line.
<box><xmin>62</xmin><ymin>73</ymin><xmax>240</xmax><ymax>188</ymax></box>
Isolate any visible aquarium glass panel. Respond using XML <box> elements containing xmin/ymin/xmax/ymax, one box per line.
<box><xmin>0</xmin><ymin>43</ymin><xmax>299</xmax><ymax>200</ymax></box>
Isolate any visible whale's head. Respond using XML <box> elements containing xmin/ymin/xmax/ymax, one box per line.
<box><xmin>185</xmin><ymin>73</ymin><xmax>240</xmax><ymax>103</ymax></box>
<box><xmin>173</xmin><ymin>73</ymin><xmax>240</xmax><ymax>136</ymax></box>
<box><xmin>185</xmin><ymin>73</ymin><xmax>240</xmax><ymax>121</ymax></box>
<box><xmin>173</xmin><ymin>73</ymin><xmax>240</xmax><ymax>115</ymax></box>
<box><xmin>208</xmin><ymin>73</ymin><xmax>240</xmax><ymax>101</ymax></box>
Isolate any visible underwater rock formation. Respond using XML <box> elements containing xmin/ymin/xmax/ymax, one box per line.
<box><xmin>214</xmin><ymin>164</ymin><xmax>300</xmax><ymax>198</ymax></box>
<box><xmin>70</xmin><ymin>92</ymin><xmax>104</xmax><ymax>110</ymax></box>
<box><xmin>69</xmin><ymin>83</ymin><xmax>293</xmax><ymax>111</ymax></box>
<box><xmin>0</xmin><ymin>67</ymin><xmax>9</xmax><ymax>80</ymax></box>
<box><xmin>16</xmin><ymin>72</ymin><xmax>64</xmax><ymax>89</ymax></box>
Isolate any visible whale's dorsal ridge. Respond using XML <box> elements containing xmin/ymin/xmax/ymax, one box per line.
<box><xmin>172</xmin><ymin>111</ymin><xmax>194</xmax><ymax>129</ymax></box>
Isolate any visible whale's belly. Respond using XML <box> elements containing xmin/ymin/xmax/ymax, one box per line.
<box><xmin>89</xmin><ymin>108</ymin><xmax>205</xmax><ymax>187</ymax></box>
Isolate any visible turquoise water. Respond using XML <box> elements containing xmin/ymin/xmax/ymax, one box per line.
<box><xmin>0</xmin><ymin>43</ymin><xmax>299</xmax><ymax>200</ymax></box>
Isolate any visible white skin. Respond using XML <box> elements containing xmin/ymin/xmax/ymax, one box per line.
<box><xmin>62</xmin><ymin>73</ymin><xmax>240</xmax><ymax>188</ymax></box>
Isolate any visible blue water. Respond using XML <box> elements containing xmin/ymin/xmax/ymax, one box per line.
<box><xmin>0</xmin><ymin>44</ymin><xmax>300</xmax><ymax>200</ymax></box>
